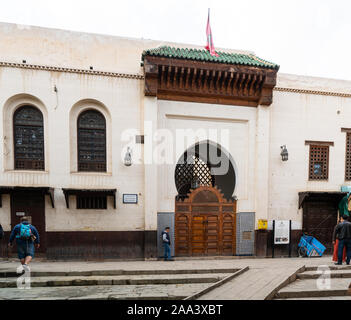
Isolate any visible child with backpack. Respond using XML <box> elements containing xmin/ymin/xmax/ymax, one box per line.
<box><xmin>8</xmin><ymin>216</ymin><xmax>40</xmax><ymax>272</ymax></box>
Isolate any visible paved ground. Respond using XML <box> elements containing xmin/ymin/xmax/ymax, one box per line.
<box><xmin>0</xmin><ymin>255</ymin><xmax>343</xmax><ymax>300</ymax></box>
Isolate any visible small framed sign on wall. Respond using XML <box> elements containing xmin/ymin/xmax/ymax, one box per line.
<box><xmin>123</xmin><ymin>194</ymin><xmax>138</xmax><ymax>204</ymax></box>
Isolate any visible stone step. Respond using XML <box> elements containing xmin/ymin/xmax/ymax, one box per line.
<box><xmin>275</xmin><ymin>278</ymin><xmax>351</xmax><ymax>299</ymax></box>
<box><xmin>0</xmin><ymin>268</ymin><xmax>240</xmax><ymax>278</ymax></box>
<box><xmin>276</xmin><ymin>289</ymin><xmax>349</xmax><ymax>299</ymax></box>
<box><xmin>0</xmin><ymin>283</ymin><xmax>211</xmax><ymax>300</ymax></box>
<box><xmin>276</xmin><ymin>296</ymin><xmax>351</xmax><ymax>300</ymax></box>
<box><xmin>298</xmin><ymin>270</ymin><xmax>351</xmax><ymax>279</ymax></box>
<box><xmin>304</xmin><ymin>265</ymin><xmax>351</xmax><ymax>272</ymax></box>
<box><xmin>0</xmin><ymin>273</ymin><xmax>230</xmax><ymax>288</ymax></box>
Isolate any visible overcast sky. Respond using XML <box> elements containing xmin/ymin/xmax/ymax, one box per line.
<box><xmin>1</xmin><ymin>0</ymin><xmax>351</xmax><ymax>80</ymax></box>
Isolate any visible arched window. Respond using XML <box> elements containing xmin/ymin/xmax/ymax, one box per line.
<box><xmin>77</xmin><ymin>109</ymin><xmax>106</xmax><ymax>172</ymax></box>
<box><xmin>14</xmin><ymin>105</ymin><xmax>45</xmax><ymax>170</ymax></box>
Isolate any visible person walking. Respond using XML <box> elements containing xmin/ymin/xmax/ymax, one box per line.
<box><xmin>8</xmin><ymin>216</ymin><xmax>40</xmax><ymax>272</ymax></box>
<box><xmin>332</xmin><ymin>218</ymin><xmax>347</xmax><ymax>263</ymax></box>
<box><xmin>162</xmin><ymin>227</ymin><xmax>174</xmax><ymax>261</ymax></box>
<box><xmin>333</xmin><ymin>215</ymin><xmax>351</xmax><ymax>265</ymax></box>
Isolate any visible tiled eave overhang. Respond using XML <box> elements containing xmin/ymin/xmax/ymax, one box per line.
<box><xmin>143</xmin><ymin>55</ymin><xmax>278</xmax><ymax>107</ymax></box>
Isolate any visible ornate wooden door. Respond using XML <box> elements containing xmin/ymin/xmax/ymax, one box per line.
<box><xmin>175</xmin><ymin>186</ymin><xmax>236</xmax><ymax>256</ymax></box>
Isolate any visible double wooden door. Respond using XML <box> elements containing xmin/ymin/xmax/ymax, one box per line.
<box><xmin>175</xmin><ymin>186</ymin><xmax>236</xmax><ymax>256</ymax></box>
<box><xmin>303</xmin><ymin>200</ymin><xmax>337</xmax><ymax>254</ymax></box>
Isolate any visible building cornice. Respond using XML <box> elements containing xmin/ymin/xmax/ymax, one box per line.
<box><xmin>143</xmin><ymin>55</ymin><xmax>278</xmax><ymax>107</ymax></box>
<box><xmin>274</xmin><ymin>86</ymin><xmax>351</xmax><ymax>98</ymax></box>
<box><xmin>0</xmin><ymin>61</ymin><xmax>144</xmax><ymax>80</ymax></box>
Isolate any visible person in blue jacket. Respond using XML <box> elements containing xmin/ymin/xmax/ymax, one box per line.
<box><xmin>8</xmin><ymin>216</ymin><xmax>40</xmax><ymax>271</ymax></box>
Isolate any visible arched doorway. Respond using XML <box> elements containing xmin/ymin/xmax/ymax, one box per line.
<box><xmin>174</xmin><ymin>141</ymin><xmax>237</xmax><ymax>256</ymax></box>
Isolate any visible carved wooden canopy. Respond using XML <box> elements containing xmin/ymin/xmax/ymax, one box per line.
<box><xmin>142</xmin><ymin>46</ymin><xmax>279</xmax><ymax>107</ymax></box>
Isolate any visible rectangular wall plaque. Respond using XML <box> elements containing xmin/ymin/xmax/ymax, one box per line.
<box><xmin>123</xmin><ymin>194</ymin><xmax>138</xmax><ymax>204</ymax></box>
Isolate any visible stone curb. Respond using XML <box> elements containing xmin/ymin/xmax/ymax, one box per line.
<box><xmin>0</xmin><ymin>268</ymin><xmax>240</xmax><ymax>278</ymax></box>
<box><xmin>265</xmin><ymin>265</ymin><xmax>306</xmax><ymax>300</ymax></box>
<box><xmin>275</xmin><ymin>289</ymin><xmax>349</xmax><ymax>299</ymax></box>
<box><xmin>0</xmin><ymin>276</ymin><xmax>222</xmax><ymax>288</ymax></box>
<box><xmin>304</xmin><ymin>265</ymin><xmax>351</xmax><ymax>272</ymax></box>
<box><xmin>183</xmin><ymin>266</ymin><xmax>250</xmax><ymax>300</ymax></box>
<box><xmin>297</xmin><ymin>272</ymin><xmax>351</xmax><ymax>280</ymax></box>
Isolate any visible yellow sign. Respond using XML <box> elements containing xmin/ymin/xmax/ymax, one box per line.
<box><xmin>258</xmin><ymin>219</ymin><xmax>268</xmax><ymax>230</ymax></box>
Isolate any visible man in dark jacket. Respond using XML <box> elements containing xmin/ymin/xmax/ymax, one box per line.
<box><xmin>162</xmin><ymin>227</ymin><xmax>174</xmax><ymax>261</ymax></box>
<box><xmin>333</xmin><ymin>215</ymin><xmax>351</xmax><ymax>265</ymax></box>
<box><xmin>8</xmin><ymin>217</ymin><xmax>40</xmax><ymax>271</ymax></box>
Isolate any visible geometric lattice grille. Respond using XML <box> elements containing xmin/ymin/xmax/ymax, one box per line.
<box><xmin>309</xmin><ymin>145</ymin><xmax>329</xmax><ymax>180</ymax></box>
<box><xmin>14</xmin><ymin>105</ymin><xmax>45</xmax><ymax>170</ymax></box>
<box><xmin>346</xmin><ymin>133</ymin><xmax>351</xmax><ymax>180</ymax></box>
<box><xmin>77</xmin><ymin>110</ymin><xmax>106</xmax><ymax>172</ymax></box>
<box><xmin>175</xmin><ymin>155</ymin><xmax>214</xmax><ymax>198</ymax></box>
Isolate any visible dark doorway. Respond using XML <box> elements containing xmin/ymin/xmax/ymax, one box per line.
<box><xmin>299</xmin><ymin>192</ymin><xmax>347</xmax><ymax>255</ymax></box>
<box><xmin>11</xmin><ymin>191</ymin><xmax>46</xmax><ymax>253</ymax></box>
<box><xmin>302</xmin><ymin>199</ymin><xmax>338</xmax><ymax>254</ymax></box>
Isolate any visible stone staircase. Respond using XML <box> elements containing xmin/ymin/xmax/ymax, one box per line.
<box><xmin>0</xmin><ymin>267</ymin><xmax>247</xmax><ymax>300</ymax></box>
<box><xmin>274</xmin><ymin>265</ymin><xmax>351</xmax><ymax>300</ymax></box>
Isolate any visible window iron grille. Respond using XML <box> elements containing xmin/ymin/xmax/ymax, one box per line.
<box><xmin>77</xmin><ymin>110</ymin><xmax>106</xmax><ymax>172</ymax></box>
<box><xmin>14</xmin><ymin>106</ymin><xmax>44</xmax><ymax>170</ymax></box>
<box><xmin>309</xmin><ymin>145</ymin><xmax>329</xmax><ymax>180</ymax></box>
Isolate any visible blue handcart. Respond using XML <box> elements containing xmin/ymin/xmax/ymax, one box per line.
<box><xmin>298</xmin><ymin>234</ymin><xmax>326</xmax><ymax>257</ymax></box>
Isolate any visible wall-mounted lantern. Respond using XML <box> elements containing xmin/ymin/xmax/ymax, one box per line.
<box><xmin>124</xmin><ymin>147</ymin><xmax>132</xmax><ymax>166</ymax></box>
<box><xmin>280</xmin><ymin>145</ymin><xmax>288</xmax><ymax>161</ymax></box>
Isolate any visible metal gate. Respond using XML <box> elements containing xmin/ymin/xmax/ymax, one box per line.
<box><xmin>236</xmin><ymin>212</ymin><xmax>255</xmax><ymax>255</ymax></box>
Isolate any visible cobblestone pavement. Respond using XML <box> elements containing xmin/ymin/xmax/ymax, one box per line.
<box><xmin>0</xmin><ymin>256</ymin><xmax>340</xmax><ymax>300</ymax></box>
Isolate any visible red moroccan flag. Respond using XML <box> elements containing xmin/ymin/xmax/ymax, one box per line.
<box><xmin>205</xmin><ymin>9</ymin><xmax>219</xmax><ymax>57</ymax></box>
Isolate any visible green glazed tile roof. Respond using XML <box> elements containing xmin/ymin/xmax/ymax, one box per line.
<box><xmin>142</xmin><ymin>46</ymin><xmax>279</xmax><ymax>70</ymax></box>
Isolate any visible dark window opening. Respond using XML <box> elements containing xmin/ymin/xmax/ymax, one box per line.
<box><xmin>14</xmin><ymin>105</ymin><xmax>44</xmax><ymax>170</ymax></box>
<box><xmin>76</xmin><ymin>195</ymin><xmax>107</xmax><ymax>209</ymax></box>
<box><xmin>77</xmin><ymin>110</ymin><xmax>106</xmax><ymax>172</ymax></box>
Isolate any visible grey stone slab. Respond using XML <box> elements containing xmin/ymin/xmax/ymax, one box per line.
<box><xmin>0</xmin><ymin>283</ymin><xmax>212</xmax><ymax>300</ymax></box>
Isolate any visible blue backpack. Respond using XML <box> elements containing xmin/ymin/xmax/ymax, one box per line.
<box><xmin>17</xmin><ymin>224</ymin><xmax>32</xmax><ymax>240</ymax></box>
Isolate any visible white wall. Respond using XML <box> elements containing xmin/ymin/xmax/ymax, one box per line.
<box><xmin>0</xmin><ymin>66</ymin><xmax>145</xmax><ymax>232</ymax></box>
<box><xmin>1</xmin><ymin>22</ymin><xmax>351</xmax><ymax>233</ymax></box>
<box><xmin>268</xmin><ymin>73</ymin><xmax>351</xmax><ymax>226</ymax></box>
<box><xmin>157</xmin><ymin>100</ymin><xmax>257</xmax><ymax>214</ymax></box>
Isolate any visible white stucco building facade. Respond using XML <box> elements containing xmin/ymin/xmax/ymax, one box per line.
<box><xmin>0</xmin><ymin>22</ymin><xmax>349</xmax><ymax>259</ymax></box>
